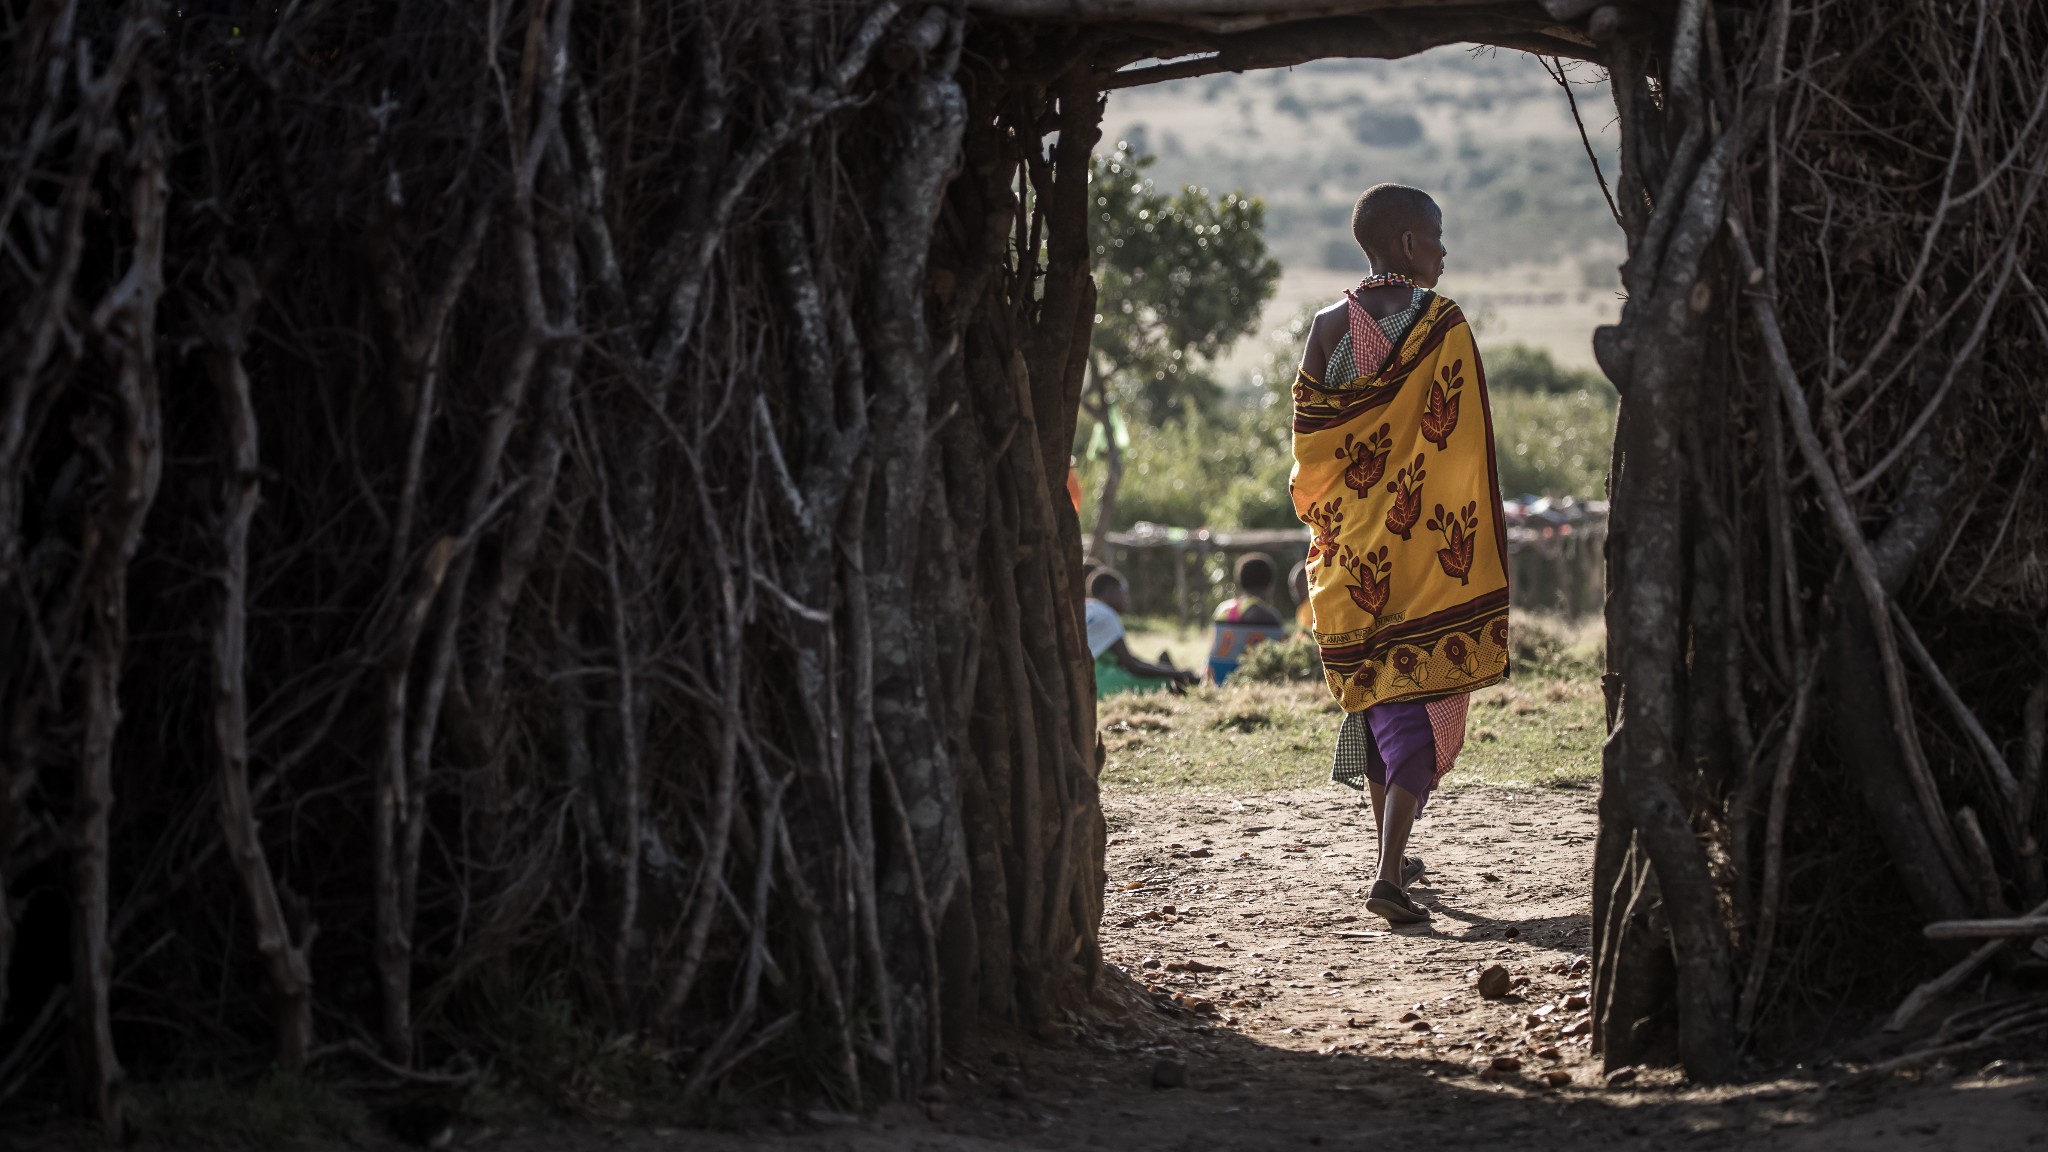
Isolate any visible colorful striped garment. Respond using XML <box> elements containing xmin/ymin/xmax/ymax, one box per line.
<box><xmin>1290</xmin><ymin>284</ymin><xmax>1510</xmax><ymax>713</ymax></box>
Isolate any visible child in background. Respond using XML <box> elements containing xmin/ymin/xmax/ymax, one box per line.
<box><xmin>1207</xmin><ymin>553</ymin><xmax>1288</xmax><ymax>685</ymax></box>
<box><xmin>1086</xmin><ymin>568</ymin><xmax>1199</xmax><ymax>698</ymax></box>
<box><xmin>1289</xmin><ymin>560</ymin><xmax>1313</xmax><ymax>634</ymax></box>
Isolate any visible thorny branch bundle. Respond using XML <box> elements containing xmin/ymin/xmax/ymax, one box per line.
<box><xmin>0</xmin><ymin>0</ymin><xmax>1103</xmax><ymax>1133</ymax></box>
<box><xmin>1588</xmin><ymin>0</ymin><xmax>2048</xmax><ymax>1081</ymax></box>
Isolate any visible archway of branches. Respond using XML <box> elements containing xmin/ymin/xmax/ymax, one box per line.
<box><xmin>2</xmin><ymin>0</ymin><xmax>2043</xmax><ymax>1135</ymax></box>
<box><xmin>929</xmin><ymin>0</ymin><xmax>2048</xmax><ymax>1088</ymax></box>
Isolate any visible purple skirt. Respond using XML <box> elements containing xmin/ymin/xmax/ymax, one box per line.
<box><xmin>1331</xmin><ymin>701</ymin><xmax>1441</xmax><ymax>810</ymax></box>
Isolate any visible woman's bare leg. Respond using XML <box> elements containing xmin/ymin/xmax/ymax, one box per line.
<box><xmin>1376</xmin><ymin>784</ymin><xmax>1421</xmax><ymax>888</ymax></box>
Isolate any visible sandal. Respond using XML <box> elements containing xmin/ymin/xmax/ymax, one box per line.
<box><xmin>1365</xmin><ymin>878</ymin><xmax>1430</xmax><ymax>925</ymax></box>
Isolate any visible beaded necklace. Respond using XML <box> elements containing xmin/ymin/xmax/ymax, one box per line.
<box><xmin>1358</xmin><ymin>272</ymin><xmax>1424</xmax><ymax>292</ymax></box>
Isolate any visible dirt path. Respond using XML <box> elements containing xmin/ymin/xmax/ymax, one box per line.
<box><xmin>613</xmin><ymin>783</ymin><xmax>2047</xmax><ymax>1152</ymax></box>
<box><xmin>1098</xmin><ymin>784</ymin><xmax>1601</xmax><ymax>1082</ymax></box>
<box><xmin>45</xmin><ymin>781</ymin><xmax>2039</xmax><ymax>1151</ymax></box>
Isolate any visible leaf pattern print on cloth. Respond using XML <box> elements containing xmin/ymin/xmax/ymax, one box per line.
<box><xmin>1420</xmin><ymin>357</ymin><xmax>1465</xmax><ymax>451</ymax></box>
<box><xmin>1288</xmin><ymin>291</ymin><xmax>1510</xmax><ymax>713</ymax></box>
<box><xmin>1384</xmin><ymin>454</ymin><xmax>1426</xmax><ymax>541</ymax></box>
<box><xmin>1303</xmin><ymin>497</ymin><xmax>1345</xmax><ymax>570</ymax></box>
<box><xmin>1427</xmin><ymin>500</ymin><xmax>1481</xmax><ymax>585</ymax></box>
<box><xmin>1338</xmin><ymin>544</ymin><xmax>1393</xmax><ymax>617</ymax></box>
<box><xmin>1335</xmin><ymin>424</ymin><xmax>1393</xmax><ymax>498</ymax></box>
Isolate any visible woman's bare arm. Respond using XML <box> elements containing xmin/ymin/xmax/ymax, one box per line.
<box><xmin>1108</xmin><ymin>637</ymin><xmax>1196</xmax><ymax>684</ymax></box>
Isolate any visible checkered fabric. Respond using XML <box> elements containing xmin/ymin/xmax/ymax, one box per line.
<box><xmin>1424</xmin><ymin>694</ymin><xmax>1469</xmax><ymax>781</ymax></box>
<box><xmin>1329</xmin><ymin>694</ymin><xmax>1470</xmax><ymax>792</ymax></box>
<box><xmin>1324</xmin><ymin>286</ymin><xmax>1424</xmax><ymax>385</ymax></box>
<box><xmin>1332</xmin><ymin>709</ymin><xmax>1374</xmax><ymax>791</ymax></box>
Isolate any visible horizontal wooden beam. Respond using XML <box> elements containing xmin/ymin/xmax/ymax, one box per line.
<box><xmin>972</xmin><ymin>0</ymin><xmax>1518</xmax><ymax>19</ymax></box>
<box><xmin>1089</xmin><ymin>11</ymin><xmax>1601</xmax><ymax>87</ymax></box>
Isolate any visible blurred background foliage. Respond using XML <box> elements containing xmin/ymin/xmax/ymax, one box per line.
<box><xmin>1075</xmin><ymin>281</ymin><xmax>1617</xmax><ymax>535</ymax></box>
<box><xmin>1119</xmin><ymin>53</ymin><xmax>1622</xmax><ymax>280</ymax></box>
<box><xmin>1074</xmin><ymin>49</ymin><xmax>1624</xmax><ymax>542</ymax></box>
<box><xmin>1087</xmin><ymin>143</ymin><xmax>1282</xmax><ymax>426</ymax></box>
<box><xmin>1085</xmin><ymin>53</ymin><xmax>1618</xmax><ymax>792</ymax></box>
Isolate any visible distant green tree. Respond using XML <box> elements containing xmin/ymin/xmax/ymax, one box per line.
<box><xmin>1485</xmin><ymin>344</ymin><xmax>1616</xmax><ymax>499</ymax></box>
<box><xmin>1484</xmin><ymin>344</ymin><xmax>1615</xmax><ymax>397</ymax></box>
<box><xmin>1084</xmin><ymin>142</ymin><xmax>1279</xmax><ymax>553</ymax></box>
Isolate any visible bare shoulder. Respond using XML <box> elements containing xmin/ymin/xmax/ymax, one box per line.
<box><xmin>1300</xmin><ymin>300</ymin><xmax>1350</xmax><ymax>373</ymax></box>
<box><xmin>1312</xmin><ymin>299</ymin><xmax>1349</xmax><ymax>331</ymax></box>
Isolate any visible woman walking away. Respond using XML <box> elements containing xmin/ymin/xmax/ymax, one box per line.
<box><xmin>1290</xmin><ymin>183</ymin><xmax>1510</xmax><ymax>925</ymax></box>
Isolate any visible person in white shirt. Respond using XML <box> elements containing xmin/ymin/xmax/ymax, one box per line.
<box><xmin>1083</xmin><ymin>568</ymin><xmax>1197</xmax><ymax>698</ymax></box>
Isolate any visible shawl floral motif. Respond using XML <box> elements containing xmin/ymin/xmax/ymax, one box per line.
<box><xmin>1290</xmin><ymin>290</ymin><xmax>1510</xmax><ymax>712</ymax></box>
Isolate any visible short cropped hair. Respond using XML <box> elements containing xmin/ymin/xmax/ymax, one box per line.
<box><xmin>1089</xmin><ymin>567</ymin><xmax>1126</xmax><ymax>598</ymax></box>
<box><xmin>1350</xmin><ymin>183</ymin><xmax>1439</xmax><ymax>258</ymax></box>
<box><xmin>1234</xmin><ymin>552</ymin><xmax>1275</xmax><ymax>593</ymax></box>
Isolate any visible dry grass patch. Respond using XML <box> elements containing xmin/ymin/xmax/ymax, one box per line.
<box><xmin>1099</xmin><ymin>668</ymin><xmax>1602</xmax><ymax>795</ymax></box>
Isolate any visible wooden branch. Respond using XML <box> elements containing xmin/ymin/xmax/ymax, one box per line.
<box><xmin>0</xmin><ymin>987</ymin><xmax>67</xmax><ymax>1103</ymax></box>
<box><xmin>1954</xmin><ymin>806</ymin><xmax>2013</xmax><ymax>916</ymax></box>
<box><xmin>1924</xmin><ymin>916</ymin><xmax>2048</xmax><ymax>941</ymax></box>
<box><xmin>401</xmin><ymin>0</ymin><xmax>578</xmax><ymax>1008</ymax></box>
<box><xmin>1888</xmin><ymin>896</ymin><xmax>2048</xmax><ymax>1030</ymax></box>
<box><xmin>1845</xmin><ymin>208</ymin><xmax>2038</xmax><ymax>495</ymax></box>
<box><xmin>198</xmin><ymin>260</ymin><xmax>316</xmax><ymax>1069</ymax></box>
<box><xmin>638</xmin><ymin>0</ymin><xmax>906</xmax><ymax>392</ymax></box>
<box><xmin>67</xmin><ymin>20</ymin><xmax>170</xmax><ymax>1129</ymax></box>
<box><xmin>1544</xmin><ymin>55</ymin><xmax>1621</xmax><ymax>227</ymax></box>
<box><xmin>595</xmin><ymin>488</ymin><xmax>645</xmax><ymax>1020</ymax></box>
<box><xmin>1595</xmin><ymin>0</ymin><xmax>1771</xmax><ymax>1084</ymax></box>
<box><xmin>975</xmin><ymin>0</ymin><xmax>1558</xmax><ymax>19</ymax></box>
<box><xmin>1737</xmin><ymin>641</ymin><xmax>1826</xmax><ymax>1036</ymax></box>
<box><xmin>1094</xmin><ymin>11</ymin><xmax>1598</xmax><ymax>90</ymax></box>
<box><xmin>875</xmin><ymin>724</ymin><xmax>945</xmax><ymax>1082</ymax></box>
<box><xmin>1887</xmin><ymin>602</ymin><xmax>2021</xmax><ymax>806</ymax></box>
<box><xmin>682</xmin><ymin>772</ymin><xmax>786</xmax><ymax>1097</ymax></box>
<box><xmin>474</xmin><ymin>112</ymin><xmax>586</xmax><ymax>765</ymax></box>
<box><xmin>306</xmin><ymin>1040</ymin><xmax>480</xmax><ymax>1086</ymax></box>
<box><xmin>1823</xmin><ymin>3</ymin><xmax>2000</xmax><ymax>402</ymax></box>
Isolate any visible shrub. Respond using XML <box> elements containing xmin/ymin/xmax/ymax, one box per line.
<box><xmin>1231</xmin><ymin>634</ymin><xmax>1324</xmax><ymax>684</ymax></box>
<box><xmin>1511</xmin><ymin>611</ymin><xmax>1603</xmax><ymax>678</ymax></box>
<box><xmin>1346</xmin><ymin>106</ymin><xmax>1425</xmax><ymax>148</ymax></box>
<box><xmin>1487</xmin><ymin>344</ymin><xmax>1610</xmax><ymax>396</ymax></box>
<box><xmin>1491</xmin><ymin>385</ymin><xmax>1616</xmax><ymax>500</ymax></box>
<box><xmin>1077</xmin><ymin>397</ymin><xmax>1299</xmax><ymax>533</ymax></box>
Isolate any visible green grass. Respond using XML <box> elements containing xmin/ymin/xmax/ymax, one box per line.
<box><xmin>1098</xmin><ymin>665</ymin><xmax>1604</xmax><ymax>795</ymax></box>
<box><xmin>1458</xmin><ymin>673</ymin><xmax>1605</xmax><ymax>789</ymax></box>
<box><xmin>1121</xmin><ymin>616</ymin><xmax>1218</xmax><ymax>673</ymax></box>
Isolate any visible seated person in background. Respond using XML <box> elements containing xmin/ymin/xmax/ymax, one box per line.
<box><xmin>1289</xmin><ymin>560</ymin><xmax>1313</xmax><ymax>633</ymax></box>
<box><xmin>1086</xmin><ymin>568</ymin><xmax>1198</xmax><ymax>698</ymax></box>
<box><xmin>1208</xmin><ymin>552</ymin><xmax>1289</xmax><ymax>685</ymax></box>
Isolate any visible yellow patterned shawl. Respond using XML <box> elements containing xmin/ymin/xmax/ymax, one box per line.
<box><xmin>1290</xmin><ymin>291</ymin><xmax>1510</xmax><ymax>712</ymax></box>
